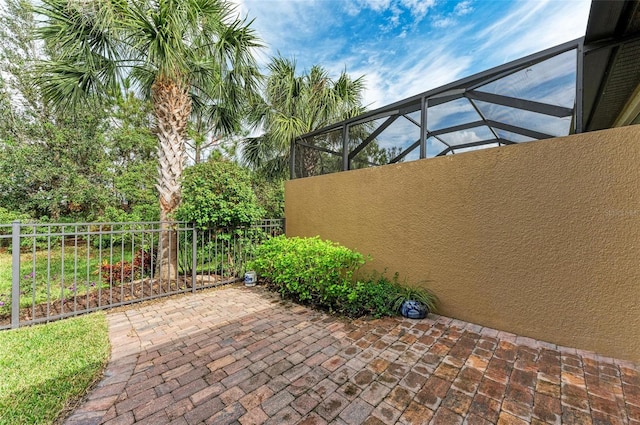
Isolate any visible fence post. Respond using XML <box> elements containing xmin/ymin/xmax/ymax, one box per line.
<box><xmin>192</xmin><ymin>225</ymin><xmax>197</xmax><ymax>293</ymax></box>
<box><xmin>11</xmin><ymin>221</ymin><xmax>21</xmax><ymax>329</ymax></box>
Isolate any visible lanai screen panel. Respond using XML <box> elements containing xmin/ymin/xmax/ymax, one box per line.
<box><xmin>475</xmin><ymin>50</ymin><xmax>577</xmax><ymax>108</ymax></box>
<box><xmin>292</xmin><ymin>39</ymin><xmax>582</xmax><ymax>178</ymax></box>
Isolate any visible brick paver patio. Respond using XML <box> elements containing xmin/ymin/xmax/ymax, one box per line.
<box><xmin>65</xmin><ymin>285</ymin><xmax>640</xmax><ymax>425</ymax></box>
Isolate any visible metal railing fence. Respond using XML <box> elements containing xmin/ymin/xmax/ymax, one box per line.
<box><xmin>0</xmin><ymin>219</ymin><xmax>284</xmax><ymax>330</ymax></box>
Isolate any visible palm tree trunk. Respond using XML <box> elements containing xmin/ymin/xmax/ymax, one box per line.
<box><xmin>152</xmin><ymin>77</ymin><xmax>191</xmax><ymax>281</ymax></box>
<box><xmin>194</xmin><ymin>143</ymin><xmax>202</xmax><ymax>164</ymax></box>
<box><xmin>302</xmin><ymin>146</ymin><xmax>320</xmax><ymax>177</ymax></box>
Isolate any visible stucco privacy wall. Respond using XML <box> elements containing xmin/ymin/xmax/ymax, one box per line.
<box><xmin>285</xmin><ymin>125</ymin><xmax>640</xmax><ymax>362</ymax></box>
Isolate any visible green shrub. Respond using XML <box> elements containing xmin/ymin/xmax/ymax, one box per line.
<box><xmin>251</xmin><ymin>236</ymin><xmax>438</xmax><ymax>318</ymax></box>
<box><xmin>251</xmin><ymin>176</ymin><xmax>284</xmax><ymax>218</ymax></box>
<box><xmin>316</xmin><ymin>277</ymin><xmax>398</xmax><ymax>318</ymax></box>
<box><xmin>250</xmin><ymin>236</ymin><xmax>365</xmax><ymax>306</ymax></box>
<box><xmin>0</xmin><ymin>207</ymin><xmax>32</xmax><ymax>224</ymax></box>
<box><xmin>0</xmin><ymin>207</ymin><xmax>32</xmax><ymax>248</ymax></box>
<box><xmin>350</xmin><ymin>273</ymin><xmax>403</xmax><ymax>317</ymax></box>
<box><xmin>98</xmin><ymin>204</ymin><xmax>159</xmax><ymax>223</ymax></box>
<box><xmin>176</xmin><ymin>227</ymin><xmax>265</xmax><ymax>277</ymax></box>
<box><xmin>176</xmin><ymin>160</ymin><xmax>264</xmax><ymax>229</ymax></box>
<box><xmin>0</xmin><ymin>211</ymin><xmax>68</xmax><ymax>251</ymax></box>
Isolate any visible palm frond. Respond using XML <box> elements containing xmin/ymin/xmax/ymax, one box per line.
<box><xmin>240</xmin><ymin>135</ymin><xmax>289</xmax><ymax>180</ymax></box>
<box><xmin>244</xmin><ymin>54</ymin><xmax>368</xmax><ymax>177</ymax></box>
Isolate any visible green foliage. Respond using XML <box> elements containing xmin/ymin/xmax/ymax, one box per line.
<box><xmin>251</xmin><ymin>176</ymin><xmax>284</xmax><ymax>218</ymax></box>
<box><xmin>242</xmin><ymin>56</ymin><xmax>367</xmax><ymax>179</ymax></box>
<box><xmin>105</xmin><ymin>91</ymin><xmax>159</xmax><ymax>220</ymax></box>
<box><xmin>0</xmin><ymin>216</ymin><xmax>70</xmax><ymax>252</ymax></box>
<box><xmin>0</xmin><ymin>208</ymin><xmax>33</xmax><ymax>248</ymax></box>
<box><xmin>389</xmin><ymin>277</ymin><xmax>439</xmax><ymax>314</ymax></box>
<box><xmin>347</xmin><ymin>273</ymin><xmax>403</xmax><ymax>318</ymax></box>
<box><xmin>176</xmin><ymin>160</ymin><xmax>264</xmax><ymax>228</ymax></box>
<box><xmin>0</xmin><ymin>111</ymin><xmax>113</xmax><ymax>220</ymax></box>
<box><xmin>0</xmin><ymin>207</ymin><xmax>32</xmax><ymax>224</ymax></box>
<box><xmin>250</xmin><ymin>236</ymin><xmax>369</xmax><ymax>314</ymax></box>
<box><xmin>98</xmin><ymin>205</ymin><xmax>158</xmax><ymax>225</ymax></box>
<box><xmin>0</xmin><ymin>313</ymin><xmax>109</xmax><ymax>425</ymax></box>
<box><xmin>0</xmin><ymin>3</ymin><xmax>160</xmax><ymax>223</ymax></box>
<box><xmin>34</xmin><ymin>0</ymin><xmax>263</xmax><ymax>116</ymax></box>
<box><xmin>251</xmin><ymin>236</ymin><xmax>438</xmax><ymax>318</ymax></box>
<box><xmin>89</xmin><ymin>216</ymin><xmax>158</xmax><ymax>252</ymax></box>
<box><xmin>34</xmin><ymin>0</ymin><xmax>263</xmax><ymax>230</ymax></box>
<box><xmin>176</xmin><ymin>227</ymin><xmax>266</xmax><ymax>279</ymax></box>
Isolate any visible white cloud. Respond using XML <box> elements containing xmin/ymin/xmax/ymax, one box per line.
<box><xmin>439</xmin><ymin>129</ymin><xmax>486</xmax><ymax>146</ymax></box>
<box><xmin>454</xmin><ymin>0</ymin><xmax>473</xmax><ymax>16</ymax></box>
<box><xmin>344</xmin><ymin>2</ymin><xmax>362</xmax><ymax>16</ymax></box>
<box><xmin>379</xmin><ymin>5</ymin><xmax>402</xmax><ymax>31</ymax></box>
<box><xmin>400</xmin><ymin>0</ymin><xmax>437</xmax><ymax>20</ymax></box>
<box><xmin>430</xmin><ymin>0</ymin><xmax>473</xmax><ymax>29</ymax></box>
<box><xmin>347</xmin><ymin>38</ymin><xmax>474</xmax><ymax>109</ymax></box>
<box><xmin>233</xmin><ymin>0</ymin><xmax>591</xmax><ymax>117</ymax></box>
<box><xmin>349</xmin><ymin>0</ymin><xmax>437</xmax><ymax>28</ymax></box>
<box><xmin>356</xmin><ymin>0</ymin><xmax>393</xmax><ymax>12</ymax></box>
<box><xmin>232</xmin><ymin>0</ymin><xmax>343</xmax><ymax>67</ymax></box>
<box><xmin>474</xmin><ymin>0</ymin><xmax>590</xmax><ymax>62</ymax></box>
<box><xmin>432</xmin><ymin>16</ymin><xmax>455</xmax><ymax>28</ymax></box>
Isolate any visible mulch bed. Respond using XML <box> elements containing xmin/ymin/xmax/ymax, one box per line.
<box><xmin>0</xmin><ymin>274</ymin><xmax>238</xmax><ymax>327</ymax></box>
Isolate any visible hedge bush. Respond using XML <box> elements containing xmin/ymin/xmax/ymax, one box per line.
<box><xmin>176</xmin><ymin>160</ymin><xmax>264</xmax><ymax>229</ymax></box>
<box><xmin>251</xmin><ymin>236</ymin><xmax>364</xmax><ymax>303</ymax></box>
<box><xmin>250</xmin><ymin>236</ymin><xmax>434</xmax><ymax>318</ymax></box>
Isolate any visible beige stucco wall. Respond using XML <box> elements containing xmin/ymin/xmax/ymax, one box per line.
<box><xmin>285</xmin><ymin>125</ymin><xmax>640</xmax><ymax>362</ymax></box>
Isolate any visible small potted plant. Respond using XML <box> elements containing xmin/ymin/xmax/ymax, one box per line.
<box><xmin>391</xmin><ymin>283</ymin><xmax>438</xmax><ymax>319</ymax></box>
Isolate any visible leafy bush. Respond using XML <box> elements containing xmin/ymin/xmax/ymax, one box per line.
<box><xmin>98</xmin><ymin>205</ymin><xmax>159</xmax><ymax>223</ymax></box>
<box><xmin>176</xmin><ymin>228</ymin><xmax>262</xmax><ymax>277</ymax></box>
<box><xmin>88</xmin><ymin>208</ymin><xmax>161</xmax><ymax>252</ymax></box>
<box><xmin>251</xmin><ymin>236</ymin><xmax>438</xmax><ymax>318</ymax></box>
<box><xmin>314</xmin><ymin>277</ymin><xmax>398</xmax><ymax>318</ymax></box>
<box><xmin>348</xmin><ymin>273</ymin><xmax>403</xmax><ymax>317</ymax></box>
<box><xmin>0</xmin><ymin>207</ymin><xmax>30</xmax><ymax>247</ymax></box>
<box><xmin>0</xmin><ymin>207</ymin><xmax>32</xmax><ymax>248</ymax></box>
<box><xmin>176</xmin><ymin>160</ymin><xmax>264</xmax><ymax>228</ymax></box>
<box><xmin>251</xmin><ymin>176</ymin><xmax>284</xmax><ymax>218</ymax></box>
<box><xmin>0</xmin><ymin>212</ymin><xmax>68</xmax><ymax>251</ymax></box>
<box><xmin>251</xmin><ymin>236</ymin><xmax>365</xmax><ymax>304</ymax></box>
<box><xmin>0</xmin><ymin>206</ymin><xmax>32</xmax><ymax>224</ymax></box>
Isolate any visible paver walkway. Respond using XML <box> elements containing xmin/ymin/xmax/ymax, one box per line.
<box><xmin>65</xmin><ymin>285</ymin><xmax>640</xmax><ymax>425</ymax></box>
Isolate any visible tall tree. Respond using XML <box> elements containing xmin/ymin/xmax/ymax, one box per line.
<box><xmin>0</xmin><ymin>0</ymin><xmax>113</xmax><ymax>220</ymax></box>
<box><xmin>105</xmin><ymin>89</ymin><xmax>159</xmax><ymax>221</ymax></box>
<box><xmin>35</xmin><ymin>0</ymin><xmax>262</xmax><ymax>277</ymax></box>
<box><xmin>242</xmin><ymin>56</ymin><xmax>366</xmax><ymax>179</ymax></box>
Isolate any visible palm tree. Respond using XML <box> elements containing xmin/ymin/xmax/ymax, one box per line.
<box><xmin>35</xmin><ymin>0</ymin><xmax>262</xmax><ymax>278</ymax></box>
<box><xmin>242</xmin><ymin>56</ymin><xmax>366</xmax><ymax>179</ymax></box>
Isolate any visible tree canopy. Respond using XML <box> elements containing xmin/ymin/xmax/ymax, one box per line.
<box><xmin>176</xmin><ymin>160</ymin><xmax>264</xmax><ymax>228</ymax></box>
<box><xmin>241</xmin><ymin>56</ymin><xmax>367</xmax><ymax>180</ymax></box>
<box><xmin>34</xmin><ymin>0</ymin><xmax>263</xmax><ymax>221</ymax></box>
<box><xmin>0</xmin><ymin>0</ymin><xmax>373</xmax><ymax>226</ymax></box>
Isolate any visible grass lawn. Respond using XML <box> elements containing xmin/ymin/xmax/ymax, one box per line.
<box><xmin>0</xmin><ymin>313</ymin><xmax>110</xmax><ymax>425</ymax></box>
<box><xmin>0</xmin><ymin>247</ymin><xmax>135</xmax><ymax>317</ymax></box>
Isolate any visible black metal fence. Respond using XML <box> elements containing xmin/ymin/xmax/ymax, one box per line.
<box><xmin>0</xmin><ymin>219</ymin><xmax>284</xmax><ymax>330</ymax></box>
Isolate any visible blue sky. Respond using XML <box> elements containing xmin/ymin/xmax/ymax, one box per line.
<box><xmin>235</xmin><ymin>0</ymin><xmax>591</xmax><ymax>109</ymax></box>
